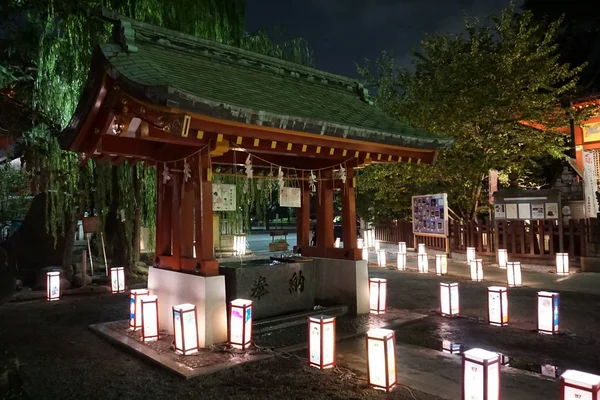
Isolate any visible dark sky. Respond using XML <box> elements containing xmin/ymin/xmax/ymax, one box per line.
<box><xmin>247</xmin><ymin>0</ymin><xmax>521</xmax><ymax>78</ymax></box>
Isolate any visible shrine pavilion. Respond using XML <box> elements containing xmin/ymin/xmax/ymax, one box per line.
<box><xmin>62</xmin><ymin>8</ymin><xmax>451</xmax><ymax>346</ymax></box>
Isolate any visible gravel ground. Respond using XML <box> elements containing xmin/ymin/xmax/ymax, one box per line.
<box><xmin>0</xmin><ymin>293</ymin><xmax>444</xmax><ymax>400</ymax></box>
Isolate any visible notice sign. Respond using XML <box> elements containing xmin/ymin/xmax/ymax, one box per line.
<box><xmin>279</xmin><ymin>186</ymin><xmax>301</xmax><ymax>208</ymax></box>
<box><xmin>545</xmin><ymin>203</ymin><xmax>559</xmax><ymax>219</ymax></box>
<box><xmin>412</xmin><ymin>193</ymin><xmax>448</xmax><ymax>235</ymax></box>
<box><xmin>531</xmin><ymin>204</ymin><xmax>545</xmax><ymax>219</ymax></box>
<box><xmin>213</xmin><ymin>183</ymin><xmax>236</xmax><ymax>211</ymax></box>
<box><xmin>494</xmin><ymin>204</ymin><xmax>505</xmax><ymax>219</ymax></box>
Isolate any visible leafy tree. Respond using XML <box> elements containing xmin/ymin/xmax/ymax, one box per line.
<box><xmin>357</xmin><ymin>3</ymin><xmax>584</xmax><ymax>221</ymax></box>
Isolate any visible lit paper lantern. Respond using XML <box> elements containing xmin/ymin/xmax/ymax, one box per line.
<box><xmin>397</xmin><ymin>252</ymin><xmax>406</xmax><ymax>271</ymax></box>
<box><xmin>369</xmin><ymin>278</ymin><xmax>387</xmax><ymax>314</ymax></box>
<box><xmin>442</xmin><ymin>340</ymin><xmax>461</xmax><ymax>354</ymax></box>
<box><xmin>357</xmin><ymin>238</ymin><xmax>364</xmax><ymax>249</ymax></box>
<box><xmin>364</xmin><ymin>229</ymin><xmax>375</xmax><ymax>248</ymax></box>
<box><xmin>366</xmin><ymin>329</ymin><xmax>397</xmax><ymax>392</ymax></box>
<box><xmin>308</xmin><ymin>315</ymin><xmax>336</xmax><ymax>369</ymax></box>
<box><xmin>488</xmin><ymin>286</ymin><xmax>509</xmax><ymax>327</ymax></box>
<box><xmin>129</xmin><ymin>288</ymin><xmax>149</xmax><ymax>330</ymax></box>
<box><xmin>377</xmin><ymin>249</ymin><xmax>387</xmax><ymax>267</ymax></box>
<box><xmin>229</xmin><ymin>299</ymin><xmax>252</xmax><ymax>349</ymax></box>
<box><xmin>110</xmin><ymin>267</ymin><xmax>125</xmax><ymax>293</ymax></box>
<box><xmin>470</xmin><ymin>259</ymin><xmax>483</xmax><ymax>282</ymax></box>
<box><xmin>498</xmin><ymin>249</ymin><xmax>508</xmax><ymax>269</ymax></box>
<box><xmin>466</xmin><ymin>247</ymin><xmax>476</xmax><ymax>264</ymax></box>
<box><xmin>440</xmin><ymin>282</ymin><xmax>459</xmax><ymax>317</ymax></box>
<box><xmin>418</xmin><ymin>253</ymin><xmax>429</xmax><ymax>273</ymax></box>
<box><xmin>537</xmin><ymin>291</ymin><xmax>559</xmax><ymax>335</ymax></box>
<box><xmin>334</xmin><ymin>237</ymin><xmax>341</xmax><ymax>248</ymax></box>
<box><xmin>233</xmin><ymin>235</ymin><xmax>247</xmax><ymax>256</ymax></box>
<box><xmin>398</xmin><ymin>242</ymin><xmax>406</xmax><ymax>254</ymax></box>
<box><xmin>374</xmin><ymin>240</ymin><xmax>380</xmax><ymax>251</ymax></box>
<box><xmin>362</xmin><ymin>247</ymin><xmax>369</xmax><ymax>261</ymax></box>
<box><xmin>140</xmin><ymin>295</ymin><xmax>159</xmax><ymax>342</ymax></box>
<box><xmin>418</xmin><ymin>243</ymin><xmax>426</xmax><ymax>255</ymax></box>
<box><xmin>560</xmin><ymin>370</ymin><xmax>600</xmax><ymax>400</ymax></box>
<box><xmin>46</xmin><ymin>271</ymin><xmax>60</xmax><ymax>301</ymax></box>
<box><xmin>556</xmin><ymin>253</ymin><xmax>569</xmax><ymax>276</ymax></box>
<box><xmin>172</xmin><ymin>303</ymin><xmax>199</xmax><ymax>355</ymax></box>
<box><xmin>436</xmin><ymin>254</ymin><xmax>447</xmax><ymax>276</ymax></box>
<box><xmin>462</xmin><ymin>348</ymin><xmax>500</xmax><ymax>400</ymax></box>
<box><xmin>506</xmin><ymin>261</ymin><xmax>522</xmax><ymax>287</ymax></box>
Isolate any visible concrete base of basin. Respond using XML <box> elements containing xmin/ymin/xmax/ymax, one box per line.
<box><xmin>313</xmin><ymin>258</ymin><xmax>369</xmax><ymax>315</ymax></box>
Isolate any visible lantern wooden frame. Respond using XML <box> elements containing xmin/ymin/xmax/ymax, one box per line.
<box><xmin>560</xmin><ymin>370</ymin><xmax>600</xmax><ymax>400</ymax></box>
<box><xmin>462</xmin><ymin>348</ymin><xmax>501</xmax><ymax>400</ymax></box>
<box><xmin>398</xmin><ymin>242</ymin><xmax>407</xmax><ymax>254</ymax></box>
<box><xmin>366</xmin><ymin>328</ymin><xmax>397</xmax><ymax>393</ymax></box>
<box><xmin>369</xmin><ymin>278</ymin><xmax>387</xmax><ymax>314</ymax></box>
<box><xmin>110</xmin><ymin>267</ymin><xmax>126</xmax><ymax>293</ymax></box>
<box><xmin>229</xmin><ymin>299</ymin><xmax>253</xmax><ymax>350</ymax></box>
<box><xmin>308</xmin><ymin>315</ymin><xmax>336</xmax><ymax>369</ymax></box>
<box><xmin>140</xmin><ymin>295</ymin><xmax>160</xmax><ymax>342</ymax></box>
<box><xmin>440</xmin><ymin>282</ymin><xmax>459</xmax><ymax>317</ymax></box>
<box><xmin>537</xmin><ymin>291</ymin><xmax>559</xmax><ymax>335</ymax></box>
<box><xmin>556</xmin><ymin>253</ymin><xmax>569</xmax><ymax>276</ymax></box>
<box><xmin>470</xmin><ymin>259</ymin><xmax>483</xmax><ymax>282</ymax></box>
<box><xmin>129</xmin><ymin>288</ymin><xmax>150</xmax><ymax>330</ymax></box>
<box><xmin>466</xmin><ymin>247</ymin><xmax>476</xmax><ymax>264</ymax></box>
<box><xmin>506</xmin><ymin>261</ymin><xmax>522</xmax><ymax>287</ymax></box>
<box><xmin>487</xmin><ymin>286</ymin><xmax>509</xmax><ymax>327</ymax></box>
<box><xmin>172</xmin><ymin>303</ymin><xmax>199</xmax><ymax>355</ymax></box>
<box><xmin>397</xmin><ymin>252</ymin><xmax>407</xmax><ymax>271</ymax></box>
<box><xmin>436</xmin><ymin>254</ymin><xmax>447</xmax><ymax>276</ymax></box>
<box><xmin>497</xmin><ymin>249</ymin><xmax>508</xmax><ymax>269</ymax></box>
<box><xmin>46</xmin><ymin>271</ymin><xmax>61</xmax><ymax>301</ymax></box>
<box><xmin>418</xmin><ymin>253</ymin><xmax>429</xmax><ymax>273</ymax></box>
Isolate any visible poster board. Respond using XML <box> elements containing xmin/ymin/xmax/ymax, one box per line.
<box><xmin>279</xmin><ymin>187</ymin><xmax>301</xmax><ymax>208</ymax></box>
<box><xmin>212</xmin><ymin>183</ymin><xmax>236</xmax><ymax>211</ymax></box>
<box><xmin>411</xmin><ymin>193</ymin><xmax>448</xmax><ymax>236</ymax></box>
<box><xmin>493</xmin><ymin>190</ymin><xmax>561</xmax><ymax>221</ymax></box>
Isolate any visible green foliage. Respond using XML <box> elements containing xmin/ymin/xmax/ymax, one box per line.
<box><xmin>358</xmin><ymin>3</ymin><xmax>583</xmax><ymax>221</ymax></box>
<box><xmin>0</xmin><ymin>163</ymin><xmax>32</xmax><ymax>223</ymax></box>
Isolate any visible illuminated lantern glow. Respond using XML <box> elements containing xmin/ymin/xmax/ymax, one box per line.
<box><xmin>377</xmin><ymin>249</ymin><xmax>387</xmax><ymax>267</ymax></box>
<box><xmin>374</xmin><ymin>240</ymin><xmax>381</xmax><ymax>251</ymax></box>
<box><xmin>110</xmin><ymin>267</ymin><xmax>126</xmax><ymax>293</ymax></box>
<box><xmin>488</xmin><ymin>286</ymin><xmax>509</xmax><ymax>327</ymax></box>
<box><xmin>233</xmin><ymin>235</ymin><xmax>247</xmax><ymax>256</ymax></box>
<box><xmin>436</xmin><ymin>254</ymin><xmax>447</xmax><ymax>276</ymax></box>
<box><xmin>556</xmin><ymin>253</ymin><xmax>569</xmax><ymax>276</ymax></box>
<box><xmin>334</xmin><ymin>237</ymin><xmax>341</xmax><ymax>248</ymax></box>
<box><xmin>369</xmin><ymin>278</ymin><xmax>387</xmax><ymax>314</ymax></box>
<box><xmin>398</xmin><ymin>242</ymin><xmax>407</xmax><ymax>254</ymax></box>
<box><xmin>418</xmin><ymin>243</ymin><xmax>426</xmax><ymax>255</ymax></box>
<box><xmin>140</xmin><ymin>295</ymin><xmax>159</xmax><ymax>342</ymax></box>
<box><xmin>364</xmin><ymin>229</ymin><xmax>375</xmax><ymax>248</ymax></box>
<box><xmin>506</xmin><ymin>261</ymin><xmax>522</xmax><ymax>287</ymax></box>
<box><xmin>560</xmin><ymin>370</ymin><xmax>600</xmax><ymax>400</ymax></box>
<box><xmin>366</xmin><ymin>329</ymin><xmax>397</xmax><ymax>392</ymax></box>
<box><xmin>417</xmin><ymin>254</ymin><xmax>429</xmax><ymax>274</ymax></box>
<box><xmin>46</xmin><ymin>271</ymin><xmax>61</xmax><ymax>301</ymax></box>
<box><xmin>440</xmin><ymin>282</ymin><xmax>459</xmax><ymax>317</ymax></box>
<box><xmin>172</xmin><ymin>303</ymin><xmax>199</xmax><ymax>355</ymax></box>
<box><xmin>308</xmin><ymin>315</ymin><xmax>336</xmax><ymax>369</ymax></box>
<box><xmin>362</xmin><ymin>247</ymin><xmax>369</xmax><ymax>261</ymax></box>
<box><xmin>357</xmin><ymin>238</ymin><xmax>364</xmax><ymax>249</ymax></box>
<box><xmin>466</xmin><ymin>247</ymin><xmax>476</xmax><ymax>264</ymax></box>
<box><xmin>462</xmin><ymin>348</ymin><xmax>500</xmax><ymax>400</ymax></box>
<box><xmin>442</xmin><ymin>340</ymin><xmax>461</xmax><ymax>355</ymax></box>
<box><xmin>129</xmin><ymin>288</ymin><xmax>150</xmax><ymax>330</ymax></box>
<box><xmin>537</xmin><ymin>291</ymin><xmax>559</xmax><ymax>335</ymax></box>
<box><xmin>229</xmin><ymin>299</ymin><xmax>253</xmax><ymax>350</ymax></box>
<box><xmin>497</xmin><ymin>249</ymin><xmax>508</xmax><ymax>269</ymax></box>
<box><xmin>397</xmin><ymin>252</ymin><xmax>407</xmax><ymax>271</ymax></box>
<box><xmin>470</xmin><ymin>259</ymin><xmax>484</xmax><ymax>282</ymax></box>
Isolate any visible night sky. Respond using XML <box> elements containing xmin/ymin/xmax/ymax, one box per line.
<box><xmin>247</xmin><ymin>0</ymin><xmax>522</xmax><ymax>78</ymax></box>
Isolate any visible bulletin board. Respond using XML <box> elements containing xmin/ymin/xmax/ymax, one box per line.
<box><xmin>411</xmin><ymin>193</ymin><xmax>449</xmax><ymax>236</ymax></box>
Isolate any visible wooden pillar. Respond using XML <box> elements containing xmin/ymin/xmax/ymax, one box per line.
<box><xmin>156</xmin><ymin>164</ymin><xmax>172</xmax><ymax>258</ymax></box>
<box><xmin>180</xmin><ymin>178</ymin><xmax>195</xmax><ymax>258</ymax></box>
<box><xmin>296</xmin><ymin>180</ymin><xmax>310</xmax><ymax>248</ymax></box>
<box><xmin>317</xmin><ymin>169</ymin><xmax>334</xmax><ymax>252</ymax></box>
<box><xmin>170</xmin><ymin>171</ymin><xmax>182</xmax><ymax>271</ymax></box>
<box><xmin>192</xmin><ymin>152</ymin><xmax>218</xmax><ymax>276</ymax></box>
<box><xmin>342</xmin><ymin>167</ymin><xmax>357</xmax><ymax>250</ymax></box>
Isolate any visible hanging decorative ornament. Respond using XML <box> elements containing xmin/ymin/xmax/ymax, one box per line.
<box><xmin>338</xmin><ymin>164</ymin><xmax>347</xmax><ymax>184</ymax></box>
<box><xmin>162</xmin><ymin>164</ymin><xmax>172</xmax><ymax>184</ymax></box>
<box><xmin>245</xmin><ymin>154</ymin><xmax>253</xmax><ymax>180</ymax></box>
<box><xmin>183</xmin><ymin>159</ymin><xmax>192</xmax><ymax>182</ymax></box>
<box><xmin>277</xmin><ymin>166</ymin><xmax>285</xmax><ymax>191</ymax></box>
<box><xmin>309</xmin><ymin>170</ymin><xmax>317</xmax><ymax>192</ymax></box>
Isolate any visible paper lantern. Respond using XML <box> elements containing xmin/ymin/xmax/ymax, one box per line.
<box><xmin>140</xmin><ymin>295</ymin><xmax>159</xmax><ymax>342</ymax></box>
<box><xmin>556</xmin><ymin>253</ymin><xmax>569</xmax><ymax>276</ymax></box>
<box><xmin>375</xmin><ymin>239</ymin><xmax>381</xmax><ymax>251</ymax></box>
<box><xmin>308</xmin><ymin>315</ymin><xmax>336</xmax><ymax>369</ymax></box>
<box><xmin>366</xmin><ymin>329</ymin><xmax>397</xmax><ymax>392</ymax></box>
<box><xmin>436</xmin><ymin>254</ymin><xmax>447</xmax><ymax>276</ymax></box>
<box><xmin>129</xmin><ymin>288</ymin><xmax>150</xmax><ymax>330</ymax></box>
<box><xmin>229</xmin><ymin>299</ymin><xmax>253</xmax><ymax>350</ymax></box>
<box><xmin>418</xmin><ymin>253</ymin><xmax>429</xmax><ymax>273</ymax></box>
<box><xmin>397</xmin><ymin>252</ymin><xmax>406</xmax><ymax>271</ymax></box>
<box><xmin>541</xmin><ymin>364</ymin><xmax>557</xmax><ymax>378</ymax></box>
<box><xmin>470</xmin><ymin>259</ymin><xmax>483</xmax><ymax>282</ymax></box>
<box><xmin>462</xmin><ymin>348</ymin><xmax>500</xmax><ymax>400</ymax></box>
<box><xmin>538</xmin><ymin>291</ymin><xmax>559</xmax><ymax>335</ymax></box>
<box><xmin>369</xmin><ymin>278</ymin><xmax>387</xmax><ymax>314</ymax></box>
<box><xmin>233</xmin><ymin>235</ymin><xmax>247</xmax><ymax>256</ymax></box>
<box><xmin>466</xmin><ymin>247</ymin><xmax>476</xmax><ymax>264</ymax></box>
<box><xmin>442</xmin><ymin>340</ymin><xmax>461</xmax><ymax>355</ymax></box>
<box><xmin>377</xmin><ymin>249</ymin><xmax>387</xmax><ymax>267</ymax></box>
<box><xmin>364</xmin><ymin>229</ymin><xmax>375</xmax><ymax>248</ymax></box>
<box><xmin>398</xmin><ymin>242</ymin><xmax>406</xmax><ymax>254</ymax></box>
<box><xmin>498</xmin><ymin>249</ymin><xmax>508</xmax><ymax>269</ymax></box>
<box><xmin>362</xmin><ymin>247</ymin><xmax>369</xmax><ymax>261</ymax></box>
<box><xmin>110</xmin><ymin>267</ymin><xmax>125</xmax><ymax>293</ymax></box>
<box><xmin>357</xmin><ymin>238</ymin><xmax>364</xmax><ymax>249</ymax></box>
<box><xmin>418</xmin><ymin>243</ymin><xmax>426</xmax><ymax>255</ymax></box>
<box><xmin>440</xmin><ymin>282</ymin><xmax>459</xmax><ymax>317</ymax></box>
<box><xmin>172</xmin><ymin>303</ymin><xmax>199</xmax><ymax>355</ymax></box>
<box><xmin>334</xmin><ymin>237</ymin><xmax>341</xmax><ymax>248</ymax></box>
<box><xmin>488</xmin><ymin>286</ymin><xmax>509</xmax><ymax>326</ymax></box>
<box><xmin>46</xmin><ymin>271</ymin><xmax>60</xmax><ymax>301</ymax></box>
<box><xmin>560</xmin><ymin>370</ymin><xmax>600</xmax><ymax>400</ymax></box>
<box><xmin>506</xmin><ymin>261</ymin><xmax>522</xmax><ymax>287</ymax></box>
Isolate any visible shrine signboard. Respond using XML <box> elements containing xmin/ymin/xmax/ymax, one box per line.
<box><xmin>493</xmin><ymin>189</ymin><xmax>561</xmax><ymax>221</ymax></box>
<box><xmin>411</xmin><ymin>193</ymin><xmax>449</xmax><ymax>236</ymax></box>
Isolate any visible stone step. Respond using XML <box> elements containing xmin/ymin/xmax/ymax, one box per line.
<box><xmin>253</xmin><ymin>305</ymin><xmax>348</xmax><ymax>334</ymax></box>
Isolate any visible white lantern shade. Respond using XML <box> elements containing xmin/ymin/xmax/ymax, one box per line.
<box><xmin>556</xmin><ymin>253</ymin><xmax>569</xmax><ymax>276</ymax></box>
<box><xmin>110</xmin><ymin>267</ymin><xmax>126</xmax><ymax>293</ymax></box>
<box><xmin>442</xmin><ymin>340</ymin><xmax>461</xmax><ymax>354</ymax></box>
<box><xmin>366</xmin><ymin>328</ymin><xmax>397</xmax><ymax>392</ymax></box>
<box><xmin>357</xmin><ymin>238</ymin><xmax>364</xmax><ymax>249</ymax></box>
<box><xmin>497</xmin><ymin>249</ymin><xmax>508</xmax><ymax>269</ymax></box>
<box><xmin>334</xmin><ymin>237</ymin><xmax>341</xmax><ymax>248</ymax></box>
<box><xmin>364</xmin><ymin>229</ymin><xmax>375</xmax><ymax>248</ymax></box>
<box><xmin>418</xmin><ymin>243</ymin><xmax>426</xmax><ymax>255</ymax></box>
<box><xmin>374</xmin><ymin>239</ymin><xmax>380</xmax><ymax>251</ymax></box>
<box><xmin>129</xmin><ymin>288</ymin><xmax>150</xmax><ymax>330</ymax></box>
<box><xmin>470</xmin><ymin>259</ymin><xmax>483</xmax><ymax>282</ymax></box>
<box><xmin>230</xmin><ymin>299</ymin><xmax>252</xmax><ymax>349</ymax></box>
<box><xmin>398</xmin><ymin>242</ymin><xmax>406</xmax><ymax>254</ymax></box>
<box><xmin>560</xmin><ymin>370</ymin><xmax>600</xmax><ymax>400</ymax></box>
<box><xmin>233</xmin><ymin>235</ymin><xmax>247</xmax><ymax>256</ymax></box>
<box><xmin>462</xmin><ymin>348</ymin><xmax>500</xmax><ymax>400</ymax></box>
<box><xmin>488</xmin><ymin>286</ymin><xmax>509</xmax><ymax>326</ymax></box>
<box><xmin>140</xmin><ymin>295</ymin><xmax>159</xmax><ymax>342</ymax></box>
<box><xmin>173</xmin><ymin>303</ymin><xmax>199</xmax><ymax>355</ymax></box>
<box><xmin>440</xmin><ymin>282</ymin><xmax>459</xmax><ymax>317</ymax></box>
<box><xmin>369</xmin><ymin>278</ymin><xmax>387</xmax><ymax>314</ymax></box>
<box><xmin>506</xmin><ymin>261</ymin><xmax>522</xmax><ymax>287</ymax></box>
<box><xmin>436</xmin><ymin>254</ymin><xmax>447</xmax><ymax>276</ymax></box>
<box><xmin>397</xmin><ymin>252</ymin><xmax>406</xmax><ymax>271</ymax></box>
<box><xmin>308</xmin><ymin>315</ymin><xmax>336</xmax><ymax>369</ymax></box>
<box><xmin>537</xmin><ymin>291</ymin><xmax>559</xmax><ymax>335</ymax></box>
<box><xmin>377</xmin><ymin>249</ymin><xmax>387</xmax><ymax>267</ymax></box>
<box><xmin>466</xmin><ymin>247</ymin><xmax>476</xmax><ymax>264</ymax></box>
<box><xmin>362</xmin><ymin>247</ymin><xmax>369</xmax><ymax>261</ymax></box>
<box><xmin>46</xmin><ymin>271</ymin><xmax>60</xmax><ymax>301</ymax></box>
<box><xmin>418</xmin><ymin>254</ymin><xmax>429</xmax><ymax>273</ymax></box>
